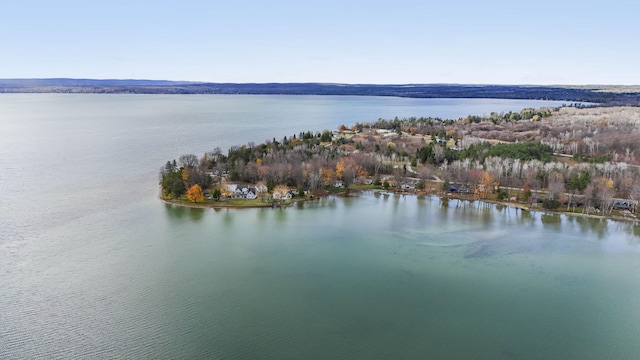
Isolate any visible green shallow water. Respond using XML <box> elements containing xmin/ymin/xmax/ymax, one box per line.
<box><xmin>153</xmin><ymin>195</ymin><xmax>640</xmax><ymax>359</ymax></box>
<box><xmin>1</xmin><ymin>94</ymin><xmax>638</xmax><ymax>359</ymax></box>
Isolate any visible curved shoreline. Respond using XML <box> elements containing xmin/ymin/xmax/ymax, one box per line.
<box><xmin>435</xmin><ymin>192</ymin><xmax>639</xmax><ymax>223</ymax></box>
<box><xmin>161</xmin><ymin>190</ymin><xmax>640</xmax><ymax>224</ymax></box>
<box><xmin>160</xmin><ymin>196</ymin><xmax>311</xmax><ymax>210</ymax></box>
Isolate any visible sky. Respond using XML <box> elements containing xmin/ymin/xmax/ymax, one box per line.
<box><xmin>2</xmin><ymin>0</ymin><xmax>639</xmax><ymax>85</ymax></box>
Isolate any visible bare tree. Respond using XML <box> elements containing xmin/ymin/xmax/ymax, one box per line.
<box><xmin>179</xmin><ymin>154</ymin><xmax>199</xmax><ymax>168</ymax></box>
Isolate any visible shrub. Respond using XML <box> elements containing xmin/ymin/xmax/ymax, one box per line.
<box><xmin>542</xmin><ymin>198</ymin><xmax>561</xmax><ymax>210</ymax></box>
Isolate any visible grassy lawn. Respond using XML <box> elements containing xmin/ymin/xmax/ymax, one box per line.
<box><xmin>223</xmin><ymin>198</ymin><xmax>273</xmax><ymax>207</ymax></box>
<box><xmin>166</xmin><ymin>197</ymin><xmax>273</xmax><ymax>208</ymax></box>
<box><xmin>351</xmin><ymin>184</ymin><xmax>379</xmax><ymax>191</ymax></box>
<box><xmin>165</xmin><ymin>195</ymin><xmax>313</xmax><ymax>208</ymax></box>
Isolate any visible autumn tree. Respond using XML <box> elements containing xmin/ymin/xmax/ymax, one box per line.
<box><xmin>336</xmin><ymin>157</ymin><xmax>364</xmax><ymax>190</ymax></box>
<box><xmin>272</xmin><ymin>185</ymin><xmax>290</xmax><ymax>200</ymax></box>
<box><xmin>598</xmin><ymin>177</ymin><xmax>615</xmax><ymax>213</ymax></box>
<box><xmin>181</xmin><ymin>168</ymin><xmax>190</xmax><ymax>183</ymax></box>
<box><xmin>321</xmin><ymin>167</ymin><xmax>336</xmax><ymax>187</ymax></box>
<box><xmin>476</xmin><ymin>171</ymin><xmax>494</xmax><ymax>199</ymax></box>
<box><xmin>186</xmin><ymin>184</ymin><xmax>204</xmax><ymax>203</ymax></box>
<box><xmin>335</xmin><ymin>157</ymin><xmax>364</xmax><ymax>180</ymax></box>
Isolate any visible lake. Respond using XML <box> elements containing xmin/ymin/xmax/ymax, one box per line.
<box><xmin>1</xmin><ymin>94</ymin><xmax>639</xmax><ymax>359</ymax></box>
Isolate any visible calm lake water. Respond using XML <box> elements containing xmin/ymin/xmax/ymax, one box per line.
<box><xmin>1</xmin><ymin>94</ymin><xmax>639</xmax><ymax>359</ymax></box>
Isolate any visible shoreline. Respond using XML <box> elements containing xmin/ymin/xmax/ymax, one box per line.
<box><xmin>435</xmin><ymin>192</ymin><xmax>639</xmax><ymax>224</ymax></box>
<box><xmin>161</xmin><ymin>190</ymin><xmax>640</xmax><ymax>224</ymax></box>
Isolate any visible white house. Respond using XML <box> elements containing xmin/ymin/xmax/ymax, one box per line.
<box><xmin>401</xmin><ymin>183</ymin><xmax>416</xmax><ymax>190</ymax></box>
<box><xmin>226</xmin><ymin>184</ymin><xmax>258</xmax><ymax>199</ymax></box>
<box><xmin>255</xmin><ymin>183</ymin><xmax>268</xmax><ymax>193</ymax></box>
<box><xmin>245</xmin><ymin>188</ymin><xmax>258</xmax><ymax>199</ymax></box>
<box><xmin>272</xmin><ymin>189</ymin><xmax>292</xmax><ymax>200</ymax></box>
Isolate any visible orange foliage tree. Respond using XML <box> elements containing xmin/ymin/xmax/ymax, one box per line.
<box><xmin>336</xmin><ymin>157</ymin><xmax>367</xmax><ymax>181</ymax></box>
<box><xmin>186</xmin><ymin>184</ymin><xmax>204</xmax><ymax>203</ymax></box>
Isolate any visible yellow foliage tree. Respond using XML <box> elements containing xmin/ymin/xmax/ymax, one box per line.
<box><xmin>272</xmin><ymin>185</ymin><xmax>290</xmax><ymax>200</ymax></box>
<box><xmin>186</xmin><ymin>184</ymin><xmax>204</xmax><ymax>203</ymax></box>
<box><xmin>321</xmin><ymin>167</ymin><xmax>336</xmax><ymax>186</ymax></box>
<box><xmin>181</xmin><ymin>168</ymin><xmax>189</xmax><ymax>183</ymax></box>
<box><xmin>604</xmin><ymin>178</ymin><xmax>614</xmax><ymax>189</ymax></box>
<box><xmin>335</xmin><ymin>157</ymin><xmax>351</xmax><ymax>179</ymax></box>
<box><xmin>477</xmin><ymin>171</ymin><xmax>494</xmax><ymax>199</ymax></box>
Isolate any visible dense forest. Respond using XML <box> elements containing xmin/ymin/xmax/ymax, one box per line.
<box><xmin>160</xmin><ymin>106</ymin><xmax>640</xmax><ymax>215</ymax></box>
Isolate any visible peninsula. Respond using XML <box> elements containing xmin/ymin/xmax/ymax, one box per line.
<box><xmin>160</xmin><ymin>105</ymin><xmax>639</xmax><ymax>221</ymax></box>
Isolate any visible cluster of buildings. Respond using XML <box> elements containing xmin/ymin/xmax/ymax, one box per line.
<box><xmin>222</xmin><ymin>183</ymin><xmax>299</xmax><ymax>201</ymax></box>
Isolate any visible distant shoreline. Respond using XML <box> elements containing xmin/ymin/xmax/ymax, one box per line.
<box><xmin>2</xmin><ymin>79</ymin><xmax>639</xmax><ymax>105</ymax></box>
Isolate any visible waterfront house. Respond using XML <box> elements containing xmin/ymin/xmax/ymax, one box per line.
<box><xmin>255</xmin><ymin>183</ymin><xmax>268</xmax><ymax>193</ymax></box>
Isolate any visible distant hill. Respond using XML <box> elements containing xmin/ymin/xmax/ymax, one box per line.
<box><xmin>1</xmin><ymin>79</ymin><xmax>639</xmax><ymax>106</ymax></box>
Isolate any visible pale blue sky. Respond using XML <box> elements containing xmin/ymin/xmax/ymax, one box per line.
<box><xmin>2</xmin><ymin>0</ymin><xmax>639</xmax><ymax>84</ymax></box>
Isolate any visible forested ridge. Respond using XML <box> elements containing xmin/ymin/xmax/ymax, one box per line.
<box><xmin>2</xmin><ymin>79</ymin><xmax>640</xmax><ymax>105</ymax></box>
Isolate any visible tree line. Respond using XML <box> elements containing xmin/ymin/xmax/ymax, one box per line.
<box><xmin>159</xmin><ymin>106</ymin><xmax>640</xmax><ymax>214</ymax></box>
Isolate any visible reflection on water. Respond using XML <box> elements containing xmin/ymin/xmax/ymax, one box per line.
<box><xmin>164</xmin><ymin>203</ymin><xmax>206</xmax><ymax>223</ymax></box>
<box><xmin>575</xmin><ymin>216</ymin><xmax>609</xmax><ymax>239</ymax></box>
<box><xmin>541</xmin><ymin>213</ymin><xmax>562</xmax><ymax>227</ymax></box>
<box><xmin>386</xmin><ymin>195</ymin><xmax>640</xmax><ymax>258</ymax></box>
<box><xmin>222</xmin><ymin>210</ymin><xmax>234</xmax><ymax>226</ymax></box>
<box><xmin>274</xmin><ymin>208</ymin><xmax>288</xmax><ymax>222</ymax></box>
<box><xmin>188</xmin><ymin>208</ymin><xmax>205</xmax><ymax>222</ymax></box>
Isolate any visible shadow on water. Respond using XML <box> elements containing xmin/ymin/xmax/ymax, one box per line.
<box><xmin>342</xmin><ymin>194</ymin><xmax>357</xmax><ymax>209</ymax></box>
<box><xmin>541</xmin><ymin>213</ymin><xmax>562</xmax><ymax>230</ymax></box>
<box><xmin>188</xmin><ymin>208</ymin><xmax>205</xmax><ymax>222</ymax></box>
<box><xmin>478</xmin><ymin>203</ymin><xmax>493</xmax><ymax>226</ymax></box>
<box><xmin>575</xmin><ymin>216</ymin><xmax>609</xmax><ymax>240</ymax></box>
<box><xmin>164</xmin><ymin>203</ymin><xmax>206</xmax><ymax>222</ymax></box>
<box><xmin>274</xmin><ymin>208</ymin><xmax>287</xmax><ymax>222</ymax></box>
<box><xmin>222</xmin><ymin>210</ymin><xmax>234</xmax><ymax>226</ymax></box>
<box><xmin>257</xmin><ymin>208</ymin><xmax>269</xmax><ymax>222</ymax></box>
<box><xmin>517</xmin><ymin>208</ymin><xmax>534</xmax><ymax>225</ymax></box>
